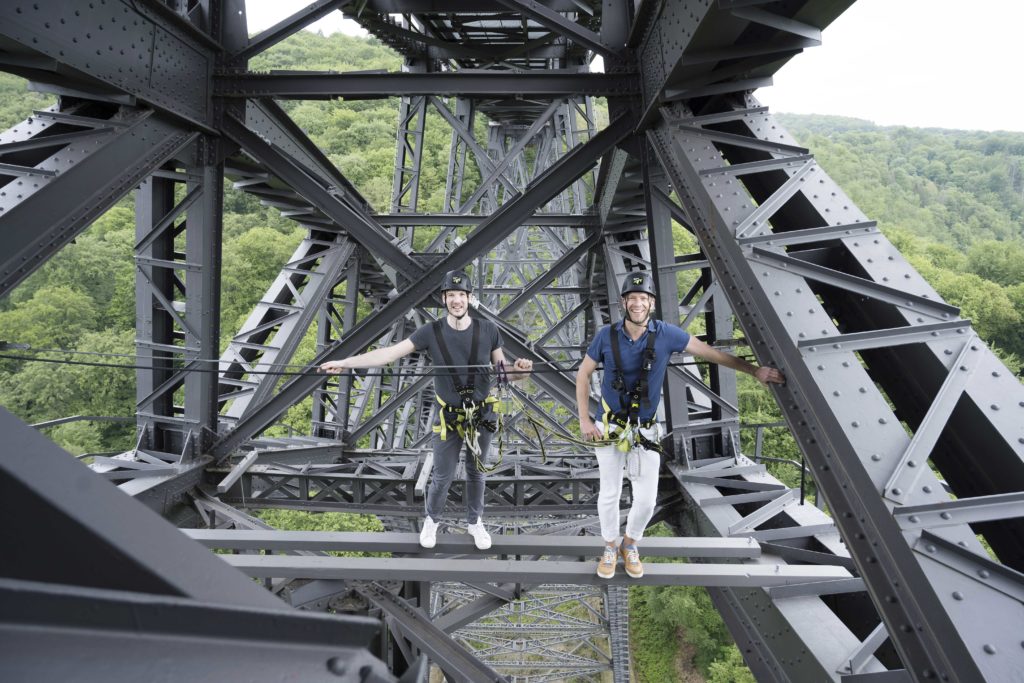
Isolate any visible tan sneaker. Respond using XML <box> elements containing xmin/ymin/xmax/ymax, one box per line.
<box><xmin>596</xmin><ymin>545</ymin><xmax>618</xmax><ymax>579</ymax></box>
<box><xmin>620</xmin><ymin>544</ymin><xmax>643</xmax><ymax>578</ymax></box>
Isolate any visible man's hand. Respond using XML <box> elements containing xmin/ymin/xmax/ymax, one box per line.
<box><xmin>508</xmin><ymin>357</ymin><xmax>533</xmax><ymax>382</ymax></box>
<box><xmin>513</xmin><ymin>358</ymin><xmax>532</xmax><ymax>372</ymax></box>
<box><xmin>754</xmin><ymin>366</ymin><xmax>785</xmax><ymax>386</ymax></box>
<box><xmin>319</xmin><ymin>359</ymin><xmax>348</xmax><ymax>374</ymax></box>
<box><xmin>580</xmin><ymin>417</ymin><xmax>604</xmax><ymax>441</ymax></box>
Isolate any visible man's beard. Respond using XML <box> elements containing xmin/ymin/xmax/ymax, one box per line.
<box><xmin>625</xmin><ymin>308</ymin><xmax>649</xmax><ymax>326</ymax></box>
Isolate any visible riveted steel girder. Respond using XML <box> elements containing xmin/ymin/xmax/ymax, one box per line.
<box><xmin>0</xmin><ymin>105</ymin><xmax>196</xmax><ymax>297</ymax></box>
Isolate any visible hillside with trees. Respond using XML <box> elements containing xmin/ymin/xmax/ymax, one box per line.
<box><xmin>1</xmin><ymin>30</ymin><xmax>1022</xmax><ymax>682</ymax></box>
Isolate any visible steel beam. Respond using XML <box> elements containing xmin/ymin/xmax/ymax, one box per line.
<box><xmin>0</xmin><ymin>106</ymin><xmax>195</xmax><ymax>297</ymax></box>
<box><xmin>184</xmin><ymin>529</ymin><xmax>761</xmax><ymax>558</ymax></box>
<box><xmin>214</xmin><ymin>72</ymin><xmax>639</xmax><ymax>99</ymax></box>
<box><xmin>0</xmin><ymin>577</ymin><xmax>391</xmax><ymax>683</ymax></box>
<box><xmin>223</xmin><ymin>554</ymin><xmax>851</xmax><ymax>587</ymax></box>
<box><xmin>0</xmin><ymin>408</ymin><xmax>282</xmax><ymax>608</ymax></box>
<box><xmin>0</xmin><ymin>1</ymin><xmax>217</xmax><ymax>127</ymax></box>
<box><xmin>355</xmin><ymin>582</ymin><xmax>509</xmax><ymax>683</ymax></box>
<box><xmin>223</xmin><ymin>115</ymin><xmax>421</xmax><ymax>280</ymax></box>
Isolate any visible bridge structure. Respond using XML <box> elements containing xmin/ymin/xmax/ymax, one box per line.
<box><xmin>1</xmin><ymin>1</ymin><xmax>1022</xmax><ymax>682</ymax></box>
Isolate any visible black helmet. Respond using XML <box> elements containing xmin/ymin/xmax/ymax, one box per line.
<box><xmin>441</xmin><ymin>270</ymin><xmax>473</xmax><ymax>294</ymax></box>
<box><xmin>621</xmin><ymin>271</ymin><xmax>656</xmax><ymax>297</ymax></box>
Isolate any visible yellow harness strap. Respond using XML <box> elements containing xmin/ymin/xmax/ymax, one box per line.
<box><xmin>434</xmin><ymin>394</ymin><xmax>498</xmax><ymax>441</ymax></box>
<box><xmin>601</xmin><ymin>398</ymin><xmax>658</xmax><ymax>453</ymax></box>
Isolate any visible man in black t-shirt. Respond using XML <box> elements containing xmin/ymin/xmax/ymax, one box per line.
<box><xmin>321</xmin><ymin>270</ymin><xmax>532</xmax><ymax>549</ymax></box>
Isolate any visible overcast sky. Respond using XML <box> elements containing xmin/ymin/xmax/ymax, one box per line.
<box><xmin>244</xmin><ymin>0</ymin><xmax>1024</xmax><ymax>133</ymax></box>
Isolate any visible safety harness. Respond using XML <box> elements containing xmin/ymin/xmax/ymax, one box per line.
<box><xmin>602</xmin><ymin>321</ymin><xmax>664</xmax><ymax>455</ymax></box>
<box><xmin>430</xmin><ymin>318</ymin><xmax>501</xmax><ymax>470</ymax></box>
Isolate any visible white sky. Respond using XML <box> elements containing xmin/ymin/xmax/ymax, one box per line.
<box><xmin>244</xmin><ymin>0</ymin><xmax>1024</xmax><ymax>133</ymax></box>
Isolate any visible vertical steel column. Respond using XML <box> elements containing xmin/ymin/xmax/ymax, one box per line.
<box><xmin>134</xmin><ymin>139</ymin><xmax>223</xmax><ymax>457</ymax></box>
<box><xmin>135</xmin><ymin>169</ymin><xmax>178</xmax><ymax>454</ymax></box>
<box><xmin>391</xmin><ymin>90</ymin><xmax>427</xmax><ymax>219</ymax></box>
<box><xmin>444</xmin><ymin>98</ymin><xmax>475</xmax><ymax>216</ymax></box>
<box><xmin>311</xmin><ymin>250</ymin><xmax>362</xmax><ymax>439</ymax></box>
<box><xmin>643</xmin><ymin>145</ymin><xmax>692</xmax><ymax>456</ymax></box>
<box><xmin>184</xmin><ymin>138</ymin><xmax>224</xmax><ymax>452</ymax></box>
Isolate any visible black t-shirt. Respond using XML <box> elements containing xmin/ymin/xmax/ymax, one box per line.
<box><xmin>409</xmin><ymin>316</ymin><xmax>502</xmax><ymax>405</ymax></box>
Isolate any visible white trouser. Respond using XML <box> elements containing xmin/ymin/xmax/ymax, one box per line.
<box><xmin>594</xmin><ymin>421</ymin><xmax>661</xmax><ymax>544</ymax></box>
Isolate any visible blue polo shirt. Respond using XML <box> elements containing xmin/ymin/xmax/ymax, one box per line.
<box><xmin>586</xmin><ymin>320</ymin><xmax>690</xmax><ymax>421</ymax></box>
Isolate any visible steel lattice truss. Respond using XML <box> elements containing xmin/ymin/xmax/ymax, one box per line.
<box><xmin>1</xmin><ymin>1</ymin><xmax>1023</xmax><ymax>682</ymax></box>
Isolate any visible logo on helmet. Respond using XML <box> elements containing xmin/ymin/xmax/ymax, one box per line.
<box><xmin>452</xmin><ymin>276</ymin><xmax>462</xmax><ymax>284</ymax></box>
<box><xmin>632</xmin><ymin>276</ymin><xmax>643</xmax><ymax>285</ymax></box>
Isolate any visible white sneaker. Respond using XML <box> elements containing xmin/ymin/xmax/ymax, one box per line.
<box><xmin>419</xmin><ymin>517</ymin><xmax>438</xmax><ymax>549</ymax></box>
<box><xmin>467</xmin><ymin>518</ymin><xmax>491</xmax><ymax>550</ymax></box>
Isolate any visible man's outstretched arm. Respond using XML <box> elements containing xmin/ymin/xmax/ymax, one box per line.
<box><xmin>685</xmin><ymin>337</ymin><xmax>785</xmax><ymax>386</ymax></box>
<box><xmin>320</xmin><ymin>339</ymin><xmax>417</xmax><ymax>373</ymax></box>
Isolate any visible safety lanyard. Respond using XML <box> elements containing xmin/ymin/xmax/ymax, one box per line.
<box><xmin>433</xmin><ymin>317</ymin><xmax>482</xmax><ymax>403</ymax></box>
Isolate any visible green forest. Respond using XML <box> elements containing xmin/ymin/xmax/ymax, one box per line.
<box><xmin>2</xmin><ymin>30</ymin><xmax>1023</xmax><ymax>682</ymax></box>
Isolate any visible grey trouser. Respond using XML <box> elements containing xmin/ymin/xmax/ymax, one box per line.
<box><xmin>425</xmin><ymin>429</ymin><xmax>494</xmax><ymax>524</ymax></box>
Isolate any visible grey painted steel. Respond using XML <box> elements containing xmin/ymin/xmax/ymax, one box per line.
<box><xmin>242</xmin><ymin>97</ymin><xmax>370</xmax><ymax>210</ymax></box>
<box><xmin>217</xmin><ymin>238</ymin><xmax>356</xmax><ymax>421</ymax></box>
<box><xmin>233</xmin><ymin>0</ymin><xmax>348</xmax><ymax>61</ymax></box>
<box><xmin>133</xmin><ymin>138</ymin><xmax>223</xmax><ymax>457</ymax></box>
<box><xmin>0</xmin><ymin>408</ymin><xmax>281</xmax><ymax>609</ymax></box>
<box><xmin>492</xmin><ymin>0</ymin><xmax>621</xmax><ymax>59</ymax></box>
<box><xmin>222</xmin><ymin>554</ymin><xmax>851</xmax><ymax>587</ymax></box>
<box><xmin>0</xmin><ymin>105</ymin><xmax>195</xmax><ymax>297</ymax></box>
<box><xmin>667</xmin><ymin>457</ymin><xmax>886</xmax><ymax>681</ymax></box>
<box><xmin>893</xmin><ymin>491</ymin><xmax>1024</xmax><ymax>531</ymax></box>
<box><xmin>215</xmin><ymin>72</ymin><xmax>639</xmax><ymax>99</ymax></box>
<box><xmin>218</xmin><ymin>459</ymin><xmax>677</xmax><ymax>517</ymax></box>
<box><xmin>355</xmin><ymin>582</ymin><xmax>509</xmax><ymax>683</ymax></box>
<box><xmin>0</xmin><ymin>577</ymin><xmax>391</xmax><ymax>683</ymax></box>
<box><xmin>0</xmin><ymin>1</ymin><xmax>216</xmax><ymax>128</ymax></box>
<box><xmin>371</xmin><ymin>214</ymin><xmax>596</xmax><ymax>226</ymax></box>
<box><xmin>184</xmin><ymin>529</ymin><xmax>761</xmax><ymax>558</ymax></box>
<box><xmin>647</xmin><ymin>85</ymin><xmax>1024</xmax><ymax>679</ymax></box>
<box><xmin>222</xmin><ymin>115</ymin><xmax>421</xmax><ymax>280</ymax></box>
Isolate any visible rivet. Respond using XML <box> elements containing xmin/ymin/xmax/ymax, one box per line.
<box><xmin>925</xmin><ymin>544</ymin><xmax>935</xmax><ymax>553</ymax></box>
<box><xmin>851</xmin><ymin>421</ymin><xmax>860</xmax><ymax>427</ymax></box>
<box><xmin>326</xmin><ymin>658</ymin><xmax>347</xmax><ymax>676</ymax></box>
<box><xmin>871</xmin><ymin>454</ymin><xmax>881</xmax><ymax>461</ymax></box>
<box><xmin>922</xmin><ymin>486</ymin><xmax>932</xmax><ymax>493</ymax></box>
<box><xmin>983</xmin><ymin>644</ymin><xmax>996</xmax><ymax>655</ymax></box>
<box><xmin>879</xmin><ymin>418</ymin><xmax>887</xmax><ymax>424</ymax></box>
<box><xmin>907</xmin><ymin>515</ymin><xmax>919</xmax><ymax>522</ymax></box>
<box><xmin>978</xmin><ymin>569</ymin><xmax>990</xmax><ymax>579</ymax></box>
<box><xmin>940</xmin><ymin>512</ymin><xmax>951</xmax><ymax>520</ymax></box>
<box><xmin>891</xmin><ymin>488</ymin><xmax>902</xmax><ymax>496</ymax></box>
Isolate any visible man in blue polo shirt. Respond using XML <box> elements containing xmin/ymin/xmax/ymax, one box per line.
<box><xmin>575</xmin><ymin>271</ymin><xmax>785</xmax><ymax>579</ymax></box>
